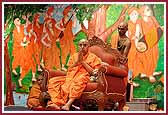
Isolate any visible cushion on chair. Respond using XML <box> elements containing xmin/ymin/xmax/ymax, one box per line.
<box><xmin>89</xmin><ymin>46</ymin><xmax>117</xmax><ymax>66</ymax></box>
<box><xmin>84</xmin><ymin>82</ymin><xmax>98</xmax><ymax>92</ymax></box>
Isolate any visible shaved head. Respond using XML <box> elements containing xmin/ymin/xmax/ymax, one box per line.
<box><xmin>78</xmin><ymin>39</ymin><xmax>89</xmax><ymax>55</ymax></box>
<box><xmin>118</xmin><ymin>21</ymin><xmax>128</xmax><ymax>29</ymax></box>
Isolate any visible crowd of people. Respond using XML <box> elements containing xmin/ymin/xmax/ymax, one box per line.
<box><xmin>12</xmin><ymin>6</ymin><xmax>76</xmax><ymax>87</ymax></box>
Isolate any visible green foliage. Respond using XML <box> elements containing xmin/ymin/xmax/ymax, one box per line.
<box><xmin>106</xmin><ymin>4</ymin><xmax>124</xmax><ymax>28</ymax></box>
<box><xmin>4</xmin><ymin>4</ymin><xmax>47</xmax><ymax>39</ymax></box>
<box><xmin>133</xmin><ymin>75</ymin><xmax>164</xmax><ymax>109</ymax></box>
<box><xmin>4</xmin><ymin>4</ymin><xmax>47</xmax><ymax>22</ymax></box>
<box><xmin>74</xmin><ymin>4</ymin><xmax>102</xmax><ymax>23</ymax></box>
<box><xmin>74</xmin><ymin>31</ymin><xmax>87</xmax><ymax>52</ymax></box>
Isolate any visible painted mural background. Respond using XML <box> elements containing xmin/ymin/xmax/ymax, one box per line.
<box><xmin>3</xmin><ymin>3</ymin><xmax>165</xmax><ymax>109</ymax></box>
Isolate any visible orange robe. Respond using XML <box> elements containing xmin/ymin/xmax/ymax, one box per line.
<box><xmin>43</xmin><ymin>18</ymin><xmax>60</xmax><ymax>69</ymax></box>
<box><xmin>27</xmin><ymin>83</ymin><xmax>41</xmax><ymax>108</ymax></box>
<box><xmin>12</xmin><ymin>25</ymin><xmax>25</xmax><ymax>70</ymax></box>
<box><xmin>60</xmin><ymin>19</ymin><xmax>76</xmax><ymax>65</ymax></box>
<box><xmin>33</xmin><ymin>21</ymin><xmax>44</xmax><ymax>65</ymax></box>
<box><xmin>110</xmin><ymin>32</ymin><xmax>119</xmax><ymax>49</ymax></box>
<box><xmin>19</xmin><ymin>24</ymin><xmax>36</xmax><ymax>79</ymax></box>
<box><xmin>137</xmin><ymin>17</ymin><xmax>159</xmax><ymax>76</ymax></box>
<box><xmin>48</xmin><ymin>52</ymin><xmax>101</xmax><ymax>106</ymax></box>
<box><xmin>127</xmin><ymin>20</ymin><xmax>142</xmax><ymax>77</ymax></box>
<box><xmin>24</xmin><ymin>35</ymin><xmax>36</xmax><ymax>73</ymax></box>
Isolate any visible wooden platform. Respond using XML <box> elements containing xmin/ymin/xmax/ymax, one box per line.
<box><xmin>126</xmin><ymin>98</ymin><xmax>157</xmax><ymax>111</ymax></box>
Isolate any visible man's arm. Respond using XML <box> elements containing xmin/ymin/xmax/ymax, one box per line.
<box><xmin>81</xmin><ymin>61</ymin><xmax>94</xmax><ymax>75</ymax></box>
<box><xmin>123</xmin><ymin>39</ymin><xmax>131</xmax><ymax>57</ymax></box>
<box><xmin>41</xmin><ymin>33</ymin><xmax>51</xmax><ymax>48</ymax></box>
<box><xmin>55</xmin><ymin>20</ymin><xmax>65</xmax><ymax>31</ymax></box>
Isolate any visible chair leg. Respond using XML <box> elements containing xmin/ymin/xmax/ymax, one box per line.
<box><xmin>97</xmin><ymin>99</ymin><xmax>105</xmax><ymax>111</ymax></box>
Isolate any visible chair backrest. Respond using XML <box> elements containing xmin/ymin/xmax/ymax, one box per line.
<box><xmin>88</xmin><ymin>36</ymin><xmax>128</xmax><ymax>95</ymax></box>
<box><xmin>88</xmin><ymin>36</ymin><xmax>122</xmax><ymax>66</ymax></box>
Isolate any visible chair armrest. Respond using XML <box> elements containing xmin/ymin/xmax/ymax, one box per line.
<box><xmin>105</xmin><ymin>64</ymin><xmax>128</xmax><ymax>78</ymax></box>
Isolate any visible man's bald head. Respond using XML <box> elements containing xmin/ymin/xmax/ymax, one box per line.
<box><xmin>78</xmin><ymin>39</ymin><xmax>89</xmax><ymax>55</ymax></box>
<box><xmin>118</xmin><ymin>21</ymin><xmax>128</xmax><ymax>29</ymax></box>
<box><xmin>118</xmin><ymin>21</ymin><xmax>128</xmax><ymax>36</ymax></box>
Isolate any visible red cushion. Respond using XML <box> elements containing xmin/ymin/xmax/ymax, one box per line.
<box><xmin>89</xmin><ymin>46</ymin><xmax>116</xmax><ymax>65</ymax></box>
<box><xmin>84</xmin><ymin>82</ymin><xmax>98</xmax><ymax>92</ymax></box>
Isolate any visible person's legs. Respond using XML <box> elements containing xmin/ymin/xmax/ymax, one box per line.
<box><xmin>18</xmin><ymin>68</ymin><xmax>27</xmax><ymax>87</ymax></box>
<box><xmin>32</xmin><ymin>72</ymin><xmax>36</xmax><ymax>82</ymax></box>
<box><xmin>12</xmin><ymin>69</ymin><xmax>18</xmax><ymax>75</ymax></box>
<box><xmin>149</xmin><ymin>75</ymin><xmax>156</xmax><ymax>83</ymax></box>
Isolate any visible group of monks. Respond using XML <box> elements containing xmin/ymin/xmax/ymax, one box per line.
<box><xmin>11</xmin><ymin>4</ymin><xmax>164</xmax><ymax>111</ymax></box>
<box><xmin>111</xmin><ymin>5</ymin><xmax>163</xmax><ymax>85</ymax></box>
<box><xmin>12</xmin><ymin>6</ymin><xmax>76</xmax><ymax>87</ymax></box>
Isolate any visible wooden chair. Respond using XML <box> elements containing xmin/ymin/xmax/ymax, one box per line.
<box><xmin>41</xmin><ymin>36</ymin><xmax>128</xmax><ymax>111</ymax></box>
<box><xmin>79</xmin><ymin>36</ymin><xmax>128</xmax><ymax>111</ymax></box>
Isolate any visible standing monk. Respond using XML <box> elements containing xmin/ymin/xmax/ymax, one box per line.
<box><xmin>47</xmin><ymin>39</ymin><xmax>101</xmax><ymax>111</ymax></box>
<box><xmin>12</xmin><ymin>17</ymin><xmax>29</xmax><ymax>87</ymax></box>
<box><xmin>127</xmin><ymin>7</ymin><xmax>143</xmax><ymax>85</ymax></box>
<box><xmin>24</xmin><ymin>24</ymin><xmax>37</xmax><ymax>83</ymax></box>
<box><xmin>56</xmin><ymin>5</ymin><xmax>76</xmax><ymax>68</ymax></box>
<box><xmin>111</xmin><ymin>22</ymin><xmax>131</xmax><ymax>91</ymax></box>
<box><xmin>32</xmin><ymin>13</ymin><xmax>44</xmax><ymax>71</ymax></box>
<box><xmin>137</xmin><ymin>5</ymin><xmax>163</xmax><ymax>83</ymax></box>
<box><xmin>111</xmin><ymin>21</ymin><xmax>131</xmax><ymax>58</ymax></box>
<box><xmin>42</xmin><ymin>6</ymin><xmax>61</xmax><ymax>70</ymax></box>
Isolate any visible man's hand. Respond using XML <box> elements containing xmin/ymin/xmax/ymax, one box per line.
<box><xmin>70</xmin><ymin>50</ymin><xmax>84</xmax><ymax>68</ymax></box>
<box><xmin>78</xmin><ymin>50</ymin><xmax>84</xmax><ymax>63</ymax></box>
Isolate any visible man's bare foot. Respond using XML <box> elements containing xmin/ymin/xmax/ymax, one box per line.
<box><xmin>32</xmin><ymin>77</ymin><xmax>37</xmax><ymax>82</ymax></box>
<box><xmin>18</xmin><ymin>79</ymin><xmax>23</xmax><ymax>87</ymax></box>
<box><xmin>153</xmin><ymin>71</ymin><xmax>162</xmax><ymax>76</ymax></box>
<box><xmin>12</xmin><ymin>69</ymin><xmax>18</xmax><ymax>76</ymax></box>
<box><xmin>38</xmin><ymin>65</ymin><xmax>42</xmax><ymax>72</ymax></box>
<box><xmin>149</xmin><ymin>76</ymin><xmax>156</xmax><ymax>83</ymax></box>
<box><xmin>140</xmin><ymin>73</ymin><xmax>147</xmax><ymax>78</ymax></box>
<box><xmin>132</xmin><ymin>82</ymin><xmax>140</xmax><ymax>87</ymax></box>
<box><xmin>61</xmin><ymin>105</ymin><xmax>70</xmax><ymax>111</ymax></box>
<box><xmin>46</xmin><ymin>103</ymin><xmax>60</xmax><ymax>110</ymax></box>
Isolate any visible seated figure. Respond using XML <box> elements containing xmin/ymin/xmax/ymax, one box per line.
<box><xmin>47</xmin><ymin>38</ymin><xmax>102</xmax><ymax>111</ymax></box>
<box><xmin>27</xmin><ymin>75</ymin><xmax>43</xmax><ymax>110</ymax></box>
<box><xmin>27</xmin><ymin>72</ymin><xmax>51</xmax><ymax>110</ymax></box>
<box><xmin>42</xmin><ymin>36</ymin><xmax>128</xmax><ymax>111</ymax></box>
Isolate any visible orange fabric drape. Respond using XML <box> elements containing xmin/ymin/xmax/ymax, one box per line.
<box><xmin>127</xmin><ymin>20</ymin><xmax>143</xmax><ymax>77</ymax></box>
<box><xmin>43</xmin><ymin>18</ymin><xmax>61</xmax><ymax>69</ymax></box>
<box><xmin>18</xmin><ymin>24</ymin><xmax>36</xmax><ymax>79</ymax></box>
<box><xmin>12</xmin><ymin>25</ymin><xmax>25</xmax><ymax>69</ymax></box>
<box><xmin>60</xmin><ymin>19</ymin><xmax>76</xmax><ymax>65</ymax></box>
<box><xmin>33</xmin><ymin>21</ymin><xmax>44</xmax><ymax>65</ymax></box>
<box><xmin>110</xmin><ymin>32</ymin><xmax>119</xmax><ymax>49</ymax></box>
<box><xmin>136</xmin><ymin>17</ymin><xmax>159</xmax><ymax>76</ymax></box>
<box><xmin>27</xmin><ymin>83</ymin><xmax>41</xmax><ymax>108</ymax></box>
<box><xmin>48</xmin><ymin>52</ymin><xmax>101</xmax><ymax>106</ymax></box>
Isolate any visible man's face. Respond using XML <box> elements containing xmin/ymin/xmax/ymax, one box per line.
<box><xmin>78</xmin><ymin>39</ymin><xmax>89</xmax><ymax>55</ymax></box>
<box><xmin>37</xmin><ymin>75</ymin><xmax>43</xmax><ymax>85</ymax></box>
<box><xmin>144</xmin><ymin>6</ymin><xmax>153</xmax><ymax>17</ymax></box>
<box><xmin>14</xmin><ymin>18</ymin><xmax>21</xmax><ymax>26</ymax></box>
<box><xmin>118</xmin><ymin>22</ymin><xmax>128</xmax><ymax>36</ymax></box>
<box><xmin>129</xmin><ymin>10</ymin><xmax>139</xmax><ymax>21</ymax></box>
